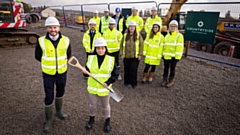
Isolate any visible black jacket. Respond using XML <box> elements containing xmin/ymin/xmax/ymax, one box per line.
<box><xmin>83</xmin><ymin>54</ymin><xmax>119</xmax><ymax>86</ymax></box>
<box><xmin>35</xmin><ymin>32</ymin><xmax>72</xmax><ymax>75</ymax></box>
<box><xmin>112</xmin><ymin>14</ymin><xmax>126</xmax><ymax>34</ymax></box>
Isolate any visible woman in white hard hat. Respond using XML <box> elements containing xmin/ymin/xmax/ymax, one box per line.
<box><xmin>120</xmin><ymin>20</ymin><xmax>144</xmax><ymax>89</ymax></box>
<box><xmin>161</xmin><ymin>20</ymin><xmax>184</xmax><ymax>88</ymax></box>
<box><xmin>142</xmin><ymin>22</ymin><xmax>164</xmax><ymax>83</ymax></box>
<box><xmin>81</xmin><ymin>37</ymin><xmax>119</xmax><ymax>133</ymax></box>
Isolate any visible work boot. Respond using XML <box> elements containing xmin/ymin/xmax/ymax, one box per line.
<box><xmin>103</xmin><ymin>118</ymin><xmax>111</xmax><ymax>133</ymax></box>
<box><xmin>43</xmin><ymin>105</ymin><xmax>53</xmax><ymax>133</ymax></box>
<box><xmin>161</xmin><ymin>77</ymin><xmax>168</xmax><ymax>87</ymax></box>
<box><xmin>85</xmin><ymin>116</ymin><xmax>95</xmax><ymax>130</ymax></box>
<box><xmin>141</xmin><ymin>72</ymin><xmax>148</xmax><ymax>84</ymax></box>
<box><xmin>148</xmin><ymin>72</ymin><xmax>154</xmax><ymax>83</ymax></box>
<box><xmin>166</xmin><ymin>77</ymin><xmax>174</xmax><ymax>88</ymax></box>
<box><xmin>55</xmin><ymin>98</ymin><xmax>68</xmax><ymax>120</ymax></box>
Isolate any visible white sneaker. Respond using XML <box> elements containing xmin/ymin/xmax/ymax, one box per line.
<box><xmin>118</xmin><ymin>75</ymin><xmax>122</xmax><ymax>80</ymax></box>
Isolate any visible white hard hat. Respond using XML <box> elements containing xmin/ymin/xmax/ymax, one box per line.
<box><xmin>128</xmin><ymin>20</ymin><xmax>137</xmax><ymax>26</ymax></box>
<box><xmin>94</xmin><ymin>10</ymin><xmax>98</xmax><ymax>13</ymax></box>
<box><xmin>89</xmin><ymin>19</ymin><xmax>96</xmax><ymax>25</ymax></box>
<box><xmin>104</xmin><ymin>8</ymin><xmax>109</xmax><ymax>12</ymax></box>
<box><xmin>153</xmin><ymin>22</ymin><xmax>161</xmax><ymax>27</ymax></box>
<box><xmin>151</xmin><ymin>7</ymin><xmax>158</xmax><ymax>11</ymax></box>
<box><xmin>45</xmin><ymin>16</ymin><xmax>60</xmax><ymax>26</ymax></box>
<box><xmin>94</xmin><ymin>38</ymin><xmax>107</xmax><ymax>47</ymax></box>
<box><xmin>132</xmin><ymin>7</ymin><xmax>138</xmax><ymax>11</ymax></box>
<box><xmin>169</xmin><ymin>20</ymin><xmax>178</xmax><ymax>26</ymax></box>
<box><xmin>108</xmin><ymin>18</ymin><xmax>116</xmax><ymax>24</ymax></box>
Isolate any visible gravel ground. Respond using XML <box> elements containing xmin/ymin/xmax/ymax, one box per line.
<box><xmin>0</xmin><ymin>27</ymin><xmax>240</xmax><ymax>135</ymax></box>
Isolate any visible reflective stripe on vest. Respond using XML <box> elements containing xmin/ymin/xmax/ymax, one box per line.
<box><xmin>39</xmin><ymin>36</ymin><xmax>69</xmax><ymax>75</ymax></box>
<box><xmin>122</xmin><ymin>33</ymin><xmax>140</xmax><ymax>58</ymax></box>
<box><xmin>82</xmin><ymin>30</ymin><xmax>101</xmax><ymax>52</ymax></box>
<box><xmin>86</xmin><ymin>55</ymin><xmax>114</xmax><ymax>96</ymax></box>
<box><xmin>119</xmin><ymin>17</ymin><xmax>124</xmax><ymax>32</ymax></box>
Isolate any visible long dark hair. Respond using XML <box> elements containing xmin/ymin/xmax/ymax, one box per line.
<box><xmin>149</xmin><ymin>24</ymin><xmax>160</xmax><ymax>39</ymax></box>
<box><xmin>125</xmin><ymin>28</ymin><xmax>138</xmax><ymax>42</ymax></box>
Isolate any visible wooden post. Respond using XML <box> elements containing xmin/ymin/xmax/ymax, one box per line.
<box><xmin>184</xmin><ymin>40</ymin><xmax>191</xmax><ymax>57</ymax></box>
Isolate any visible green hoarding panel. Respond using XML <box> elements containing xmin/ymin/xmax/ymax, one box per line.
<box><xmin>184</xmin><ymin>11</ymin><xmax>219</xmax><ymax>45</ymax></box>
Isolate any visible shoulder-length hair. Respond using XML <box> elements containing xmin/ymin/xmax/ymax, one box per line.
<box><xmin>125</xmin><ymin>28</ymin><xmax>138</xmax><ymax>42</ymax></box>
<box><xmin>149</xmin><ymin>24</ymin><xmax>160</xmax><ymax>39</ymax></box>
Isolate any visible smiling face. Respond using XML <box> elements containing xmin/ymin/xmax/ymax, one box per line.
<box><xmin>153</xmin><ymin>24</ymin><xmax>160</xmax><ymax>33</ymax></box>
<box><xmin>132</xmin><ymin>9</ymin><xmax>138</xmax><ymax>16</ymax></box>
<box><xmin>169</xmin><ymin>24</ymin><xmax>178</xmax><ymax>32</ymax></box>
<box><xmin>90</xmin><ymin>24</ymin><xmax>96</xmax><ymax>30</ymax></box>
<box><xmin>47</xmin><ymin>26</ymin><xmax>60</xmax><ymax>36</ymax></box>
<box><xmin>151</xmin><ymin>10</ymin><xmax>157</xmax><ymax>16</ymax></box>
<box><xmin>109</xmin><ymin>23</ymin><xmax>115</xmax><ymax>29</ymax></box>
<box><xmin>96</xmin><ymin>46</ymin><xmax>106</xmax><ymax>56</ymax></box>
<box><xmin>129</xmin><ymin>26</ymin><xmax>136</xmax><ymax>33</ymax></box>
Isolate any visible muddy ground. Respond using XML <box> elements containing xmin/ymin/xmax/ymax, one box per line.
<box><xmin>0</xmin><ymin>27</ymin><xmax>240</xmax><ymax>135</ymax></box>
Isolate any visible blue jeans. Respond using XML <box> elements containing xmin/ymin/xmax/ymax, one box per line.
<box><xmin>43</xmin><ymin>73</ymin><xmax>67</xmax><ymax>106</ymax></box>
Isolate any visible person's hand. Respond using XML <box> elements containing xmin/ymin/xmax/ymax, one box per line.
<box><xmin>103</xmin><ymin>83</ymin><xmax>108</xmax><ymax>88</ymax></box>
<box><xmin>81</xmin><ymin>67</ymin><xmax>88</xmax><ymax>74</ymax></box>
<box><xmin>121</xmin><ymin>56</ymin><xmax>124</xmax><ymax>60</ymax></box>
<box><xmin>138</xmin><ymin>56</ymin><xmax>141</xmax><ymax>60</ymax></box>
<box><xmin>90</xmin><ymin>50</ymin><xmax>94</xmax><ymax>53</ymax></box>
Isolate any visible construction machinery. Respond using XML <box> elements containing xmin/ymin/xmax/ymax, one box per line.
<box><xmin>0</xmin><ymin>0</ymin><xmax>40</xmax><ymax>48</ymax></box>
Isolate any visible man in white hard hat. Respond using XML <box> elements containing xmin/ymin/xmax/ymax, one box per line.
<box><xmin>144</xmin><ymin>6</ymin><xmax>162</xmax><ymax>34</ymax></box>
<box><xmin>103</xmin><ymin>18</ymin><xmax>123</xmax><ymax>80</ymax></box>
<box><xmin>126</xmin><ymin>7</ymin><xmax>144</xmax><ymax>32</ymax></box>
<box><xmin>112</xmin><ymin>7</ymin><xmax>126</xmax><ymax>34</ymax></box>
<box><xmin>81</xmin><ymin>37</ymin><xmax>119</xmax><ymax>133</ymax></box>
<box><xmin>100</xmin><ymin>8</ymin><xmax>111</xmax><ymax>34</ymax></box>
<box><xmin>83</xmin><ymin>19</ymin><xmax>102</xmax><ymax>58</ymax></box>
<box><xmin>89</xmin><ymin>10</ymin><xmax>101</xmax><ymax>32</ymax></box>
<box><xmin>35</xmin><ymin>16</ymin><xmax>71</xmax><ymax>132</ymax></box>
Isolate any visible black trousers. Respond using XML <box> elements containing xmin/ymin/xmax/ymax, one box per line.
<box><xmin>163</xmin><ymin>58</ymin><xmax>179</xmax><ymax>78</ymax></box>
<box><xmin>109</xmin><ymin>51</ymin><xmax>120</xmax><ymax>67</ymax></box>
<box><xmin>123</xmin><ymin>58</ymin><xmax>139</xmax><ymax>86</ymax></box>
<box><xmin>143</xmin><ymin>64</ymin><xmax>156</xmax><ymax>73</ymax></box>
<box><xmin>43</xmin><ymin>73</ymin><xmax>67</xmax><ymax>106</ymax></box>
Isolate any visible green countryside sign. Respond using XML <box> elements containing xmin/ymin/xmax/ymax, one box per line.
<box><xmin>184</xmin><ymin>11</ymin><xmax>220</xmax><ymax>45</ymax></box>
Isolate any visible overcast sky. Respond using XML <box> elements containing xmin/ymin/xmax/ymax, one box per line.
<box><xmin>21</xmin><ymin>0</ymin><xmax>239</xmax><ymax>18</ymax></box>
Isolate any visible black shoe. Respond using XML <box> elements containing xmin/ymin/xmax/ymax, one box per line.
<box><xmin>132</xmin><ymin>85</ymin><xmax>137</xmax><ymax>89</ymax></box>
<box><xmin>103</xmin><ymin>118</ymin><xmax>111</xmax><ymax>133</ymax></box>
<box><xmin>85</xmin><ymin>116</ymin><xmax>94</xmax><ymax>130</ymax></box>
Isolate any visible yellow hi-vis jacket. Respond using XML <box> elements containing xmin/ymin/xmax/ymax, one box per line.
<box><xmin>39</xmin><ymin>36</ymin><xmax>70</xmax><ymax>75</ymax></box>
<box><xmin>126</xmin><ymin>15</ymin><xmax>144</xmax><ymax>32</ymax></box>
<box><xmin>122</xmin><ymin>33</ymin><xmax>140</xmax><ymax>58</ymax></box>
<box><xmin>143</xmin><ymin>32</ymin><xmax>164</xmax><ymax>65</ymax></box>
<box><xmin>82</xmin><ymin>30</ymin><xmax>102</xmax><ymax>53</ymax></box>
<box><xmin>103</xmin><ymin>28</ymin><xmax>123</xmax><ymax>53</ymax></box>
<box><xmin>86</xmin><ymin>55</ymin><xmax>115</xmax><ymax>96</ymax></box>
<box><xmin>89</xmin><ymin>17</ymin><xmax>101</xmax><ymax>32</ymax></box>
<box><xmin>144</xmin><ymin>15</ymin><xmax>162</xmax><ymax>34</ymax></box>
<box><xmin>163</xmin><ymin>31</ymin><xmax>184</xmax><ymax>60</ymax></box>
<box><xmin>118</xmin><ymin>17</ymin><xmax>124</xmax><ymax>32</ymax></box>
<box><xmin>101</xmin><ymin>16</ymin><xmax>111</xmax><ymax>34</ymax></box>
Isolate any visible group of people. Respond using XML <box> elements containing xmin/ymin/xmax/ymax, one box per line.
<box><xmin>34</xmin><ymin>6</ymin><xmax>184</xmax><ymax>133</ymax></box>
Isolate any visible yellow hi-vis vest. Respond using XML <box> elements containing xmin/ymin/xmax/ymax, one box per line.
<box><xmin>39</xmin><ymin>36</ymin><xmax>70</xmax><ymax>75</ymax></box>
<box><xmin>122</xmin><ymin>33</ymin><xmax>140</xmax><ymax>58</ymax></box>
<box><xmin>101</xmin><ymin>16</ymin><xmax>111</xmax><ymax>34</ymax></box>
<box><xmin>86</xmin><ymin>55</ymin><xmax>115</xmax><ymax>96</ymax></box>
<box><xmin>163</xmin><ymin>31</ymin><xmax>184</xmax><ymax>60</ymax></box>
<box><xmin>144</xmin><ymin>15</ymin><xmax>162</xmax><ymax>34</ymax></box>
<box><xmin>118</xmin><ymin>17</ymin><xmax>124</xmax><ymax>32</ymax></box>
<box><xmin>103</xmin><ymin>28</ymin><xmax>123</xmax><ymax>53</ymax></box>
<box><xmin>82</xmin><ymin>30</ymin><xmax>102</xmax><ymax>53</ymax></box>
<box><xmin>88</xmin><ymin>17</ymin><xmax>101</xmax><ymax>32</ymax></box>
<box><xmin>143</xmin><ymin>32</ymin><xmax>164</xmax><ymax>65</ymax></box>
<box><xmin>126</xmin><ymin>15</ymin><xmax>144</xmax><ymax>32</ymax></box>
